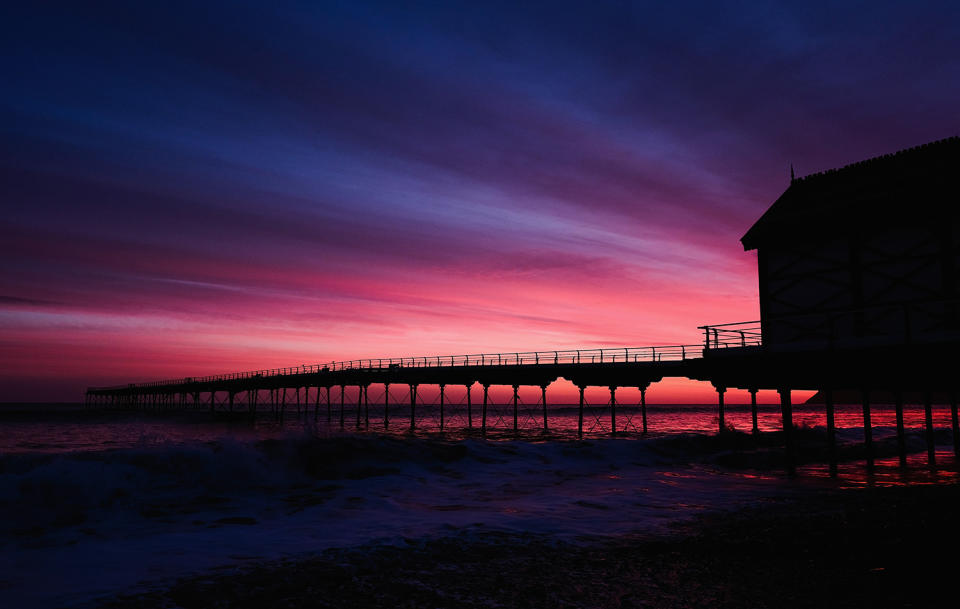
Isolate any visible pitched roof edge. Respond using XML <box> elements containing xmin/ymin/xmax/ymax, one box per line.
<box><xmin>791</xmin><ymin>136</ymin><xmax>960</xmax><ymax>184</ymax></box>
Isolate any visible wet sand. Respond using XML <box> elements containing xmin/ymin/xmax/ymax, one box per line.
<box><xmin>98</xmin><ymin>481</ymin><xmax>960</xmax><ymax>608</ymax></box>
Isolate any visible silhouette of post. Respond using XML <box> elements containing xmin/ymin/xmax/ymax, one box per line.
<box><xmin>482</xmin><ymin>384</ymin><xmax>489</xmax><ymax>436</ymax></box>
<box><xmin>578</xmin><ymin>385</ymin><xmax>585</xmax><ymax>438</ymax></box>
<box><xmin>924</xmin><ymin>392</ymin><xmax>936</xmax><ymax>469</ymax></box>
<box><xmin>862</xmin><ymin>389</ymin><xmax>874</xmax><ymax>471</ymax></box>
<box><xmin>467</xmin><ymin>384</ymin><xmax>472</xmax><ymax>428</ymax></box>
<box><xmin>951</xmin><ymin>391</ymin><xmax>959</xmax><ymax>459</ymax></box>
<box><xmin>610</xmin><ymin>386</ymin><xmax>617</xmax><ymax>437</ymax></box>
<box><xmin>750</xmin><ymin>388</ymin><xmax>759</xmax><ymax>434</ymax></box>
<box><xmin>541</xmin><ymin>385</ymin><xmax>548</xmax><ymax>432</ymax></box>
<box><xmin>779</xmin><ymin>388</ymin><xmax>795</xmax><ymax>475</ymax></box>
<box><xmin>409</xmin><ymin>384</ymin><xmax>417</xmax><ymax>431</ymax></box>
<box><xmin>439</xmin><ymin>385</ymin><xmax>445</xmax><ymax>431</ymax></box>
<box><xmin>383</xmin><ymin>384</ymin><xmax>389</xmax><ymax>429</ymax></box>
<box><xmin>716</xmin><ymin>385</ymin><xmax>726</xmax><ymax>434</ymax></box>
<box><xmin>640</xmin><ymin>386</ymin><xmax>648</xmax><ymax>433</ymax></box>
<box><xmin>355</xmin><ymin>385</ymin><xmax>361</xmax><ymax>429</ymax></box>
<box><xmin>895</xmin><ymin>390</ymin><xmax>906</xmax><ymax>468</ymax></box>
<box><xmin>513</xmin><ymin>385</ymin><xmax>519</xmax><ymax>432</ymax></box>
<box><xmin>825</xmin><ymin>387</ymin><xmax>837</xmax><ymax>477</ymax></box>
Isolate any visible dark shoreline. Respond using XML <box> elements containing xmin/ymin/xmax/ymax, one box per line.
<box><xmin>98</xmin><ymin>481</ymin><xmax>960</xmax><ymax>609</ymax></box>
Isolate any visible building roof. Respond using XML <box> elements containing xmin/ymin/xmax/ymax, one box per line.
<box><xmin>741</xmin><ymin>136</ymin><xmax>960</xmax><ymax>250</ymax></box>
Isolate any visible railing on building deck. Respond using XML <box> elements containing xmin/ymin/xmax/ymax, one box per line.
<box><xmin>698</xmin><ymin>321</ymin><xmax>763</xmax><ymax>350</ymax></box>
<box><xmin>89</xmin><ymin>344</ymin><xmax>705</xmax><ymax>392</ymax></box>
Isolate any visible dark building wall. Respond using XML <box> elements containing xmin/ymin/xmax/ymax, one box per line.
<box><xmin>759</xmin><ymin>224</ymin><xmax>959</xmax><ymax>350</ymax></box>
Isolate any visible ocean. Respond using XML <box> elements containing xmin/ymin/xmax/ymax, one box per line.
<box><xmin>2</xmin><ymin>402</ymin><xmax>958</xmax><ymax>607</ymax></box>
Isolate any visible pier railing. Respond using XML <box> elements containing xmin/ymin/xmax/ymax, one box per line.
<box><xmin>89</xmin><ymin>344</ymin><xmax>704</xmax><ymax>391</ymax></box>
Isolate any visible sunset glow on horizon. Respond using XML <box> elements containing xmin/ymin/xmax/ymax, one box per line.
<box><xmin>3</xmin><ymin>1</ymin><xmax>958</xmax><ymax>401</ymax></box>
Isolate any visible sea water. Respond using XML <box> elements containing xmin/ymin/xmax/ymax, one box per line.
<box><xmin>1</xmin><ymin>402</ymin><xmax>957</xmax><ymax>608</ymax></box>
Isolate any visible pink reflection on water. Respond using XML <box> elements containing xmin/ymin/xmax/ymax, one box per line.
<box><xmin>800</xmin><ymin>451</ymin><xmax>960</xmax><ymax>488</ymax></box>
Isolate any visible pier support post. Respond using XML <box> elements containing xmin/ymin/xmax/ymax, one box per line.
<box><xmin>716</xmin><ymin>385</ymin><xmax>726</xmax><ymax>434</ymax></box>
<box><xmin>749</xmin><ymin>389</ymin><xmax>759</xmax><ymax>434</ymax></box>
<box><xmin>951</xmin><ymin>391</ymin><xmax>959</xmax><ymax>460</ymax></box>
<box><xmin>439</xmin><ymin>385</ymin><xmax>446</xmax><ymax>431</ymax></box>
<box><xmin>296</xmin><ymin>386</ymin><xmax>301</xmax><ymax>417</ymax></box>
<box><xmin>339</xmin><ymin>385</ymin><xmax>345</xmax><ymax>428</ymax></box>
<box><xmin>356</xmin><ymin>386</ymin><xmax>362</xmax><ymax>429</ymax></box>
<box><xmin>640</xmin><ymin>387</ymin><xmax>648</xmax><ymax>434</ymax></box>
<box><xmin>327</xmin><ymin>386</ymin><xmax>332</xmax><ymax>423</ymax></box>
<box><xmin>779</xmin><ymin>388</ymin><xmax>795</xmax><ymax>475</ymax></box>
<box><xmin>610</xmin><ymin>387</ymin><xmax>617</xmax><ymax>437</ymax></box>
<box><xmin>315</xmin><ymin>386</ymin><xmax>320</xmax><ymax>421</ymax></box>
<box><xmin>249</xmin><ymin>389</ymin><xmax>257</xmax><ymax>421</ymax></box>
<box><xmin>280</xmin><ymin>387</ymin><xmax>287</xmax><ymax>423</ymax></box>
<box><xmin>862</xmin><ymin>389</ymin><xmax>874</xmax><ymax>471</ymax></box>
<box><xmin>410</xmin><ymin>384</ymin><xmax>417</xmax><ymax>431</ymax></box>
<box><xmin>825</xmin><ymin>387</ymin><xmax>837</xmax><ymax>477</ymax></box>
<box><xmin>364</xmin><ymin>385</ymin><xmax>369</xmax><ymax>429</ymax></box>
<box><xmin>541</xmin><ymin>385</ymin><xmax>548</xmax><ymax>432</ymax></box>
<box><xmin>578</xmin><ymin>386</ymin><xmax>585</xmax><ymax>439</ymax></box>
<box><xmin>467</xmin><ymin>384</ymin><xmax>473</xmax><ymax>429</ymax></box>
<box><xmin>512</xmin><ymin>385</ymin><xmax>519</xmax><ymax>432</ymax></box>
<box><xmin>384</xmin><ymin>384</ymin><xmax>389</xmax><ymax>429</ymax></box>
<box><xmin>482</xmin><ymin>384</ymin><xmax>489</xmax><ymax>436</ymax></box>
<box><xmin>924</xmin><ymin>391</ymin><xmax>936</xmax><ymax>469</ymax></box>
<box><xmin>895</xmin><ymin>390</ymin><xmax>906</xmax><ymax>468</ymax></box>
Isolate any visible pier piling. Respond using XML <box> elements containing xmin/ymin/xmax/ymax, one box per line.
<box><xmin>924</xmin><ymin>392</ymin><xmax>936</xmax><ymax>469</ymax></box>
<box><xmin>779</xmin><ymin>388</ymin><xmax>795</xmax><ymax>475</ymax></box>
<box><xmin>862</xmin><ymin>389</ymin><xmax>874</xmax><ymax>471</ymax></box>
<box><xmin>716</xmin><ymin>385</ymin><xmax>726</xmax><ymax>434</ymax></box>
<box><xmin>610</xmin><ymin>387</ymin><xmax>617</xmax><ymax>437</ymax></box>
<box><xmin>895</xmin><ymin>390</ymin><xmax>906</xmax><ymax>468</ymax></box>
<box><xmin>409</xmin><ymin>384</ymin><xmax>417</xmax><ymax>431</ymax></box>
<box><xmin>541</xmin><ymin>385</ymin><xmax>548</xmax><ymax>431</ymax></box>
<box><xmin>640</xmin><ymin>386</ymin><xmax>647</xmax><ymax>433</ymax></box>
<box><xmin>578</xmin><ymin>385</ymin><xmax>585</xmax><ymax>439</ymax></box>
<box><xmin>951</xmin><ymin>391</ymin><xmax>959</xmax><ymax>459</ymax></box>
<box><xmin>482</xmin><ymin>384</ymin><xmax>489</xmax><ymax>436</ymax></box>
<box><xmin>825</xmin><ymin>387</ymin><xmax>837</xmax><ymax>477</ymax></box>
<box><xmin>467</xmin><ymin>384</ymin><xmax>472</xmax><ymax>428</ymax></box>
<box><xmin>439</xmin><ymin>385</ymin><xmax>445</xmax><ymax>431</ymax></box>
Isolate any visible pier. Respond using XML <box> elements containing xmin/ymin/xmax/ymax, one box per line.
<box><xmin>85</xmin><ymin>137</ymin><xmax>960</xmax><ymax>476</ymax></box>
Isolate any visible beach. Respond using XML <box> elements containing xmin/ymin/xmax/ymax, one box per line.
<box><xmin>98</xmin><ymin>482</ymin><xmax>960</xmax><ymax>609</ymax></box>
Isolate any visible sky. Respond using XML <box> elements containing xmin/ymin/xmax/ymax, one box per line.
<box><xmin>2</xmin><ymin>1</ymin><xmax>959</xmax><ymax>402</ymax></box>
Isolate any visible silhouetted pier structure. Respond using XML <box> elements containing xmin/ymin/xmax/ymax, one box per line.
<box><xmin>86</xmin><ymin>137</ymin><xmax>960</xmax><ymax>475</ymax></box>
<box><xmin>85</xmin><ymin>345</ymin><xmax>702</xmax><ymax>437</ymax></box>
